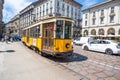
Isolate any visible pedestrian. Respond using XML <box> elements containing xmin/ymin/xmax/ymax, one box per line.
<box><xmin>1</xmin><ymin>34</ymin><xmax>5</xmax><ymax>42</ymax></box>
<box><xmin>4</xmin><ymin>33</ymin><xmax>8</xmax><ymax>43</ymax></box>
<box><xmin>10</xmin><ymin>36</ymin><xmax>13</xmax><ymax>43</ymax></box>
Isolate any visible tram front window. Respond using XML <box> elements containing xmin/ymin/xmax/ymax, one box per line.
<box><xmin>56</xmin><ymin>25</ymin><xmax>63</xmax><ymax>39</ymax></box>
<box><xmin>56</xmin><ymin>20</ymin><xmax>63</xmax><ymax>39</ymax></box>
<box><xmin>64</xmin><ymin>21</ymin><xmax>71</xmax><ymax>39</ymax></box>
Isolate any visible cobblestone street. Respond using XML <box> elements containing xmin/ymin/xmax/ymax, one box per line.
<box><xmin>53</xmin><ymin>45</ymin><xmax>120</xmax><ymax>80</ymax></box>
<box><xmin>0</xmin><ymin>42</ymin><xmax>79</xmax><ymax>80</ymax></box>
<box><xmin>0</xmin><ymin>42</ymin><xmax>120</xmax><ymax>80</ymax></box>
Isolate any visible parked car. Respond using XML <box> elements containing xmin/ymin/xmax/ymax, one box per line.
<box><xmin>73</xmin><ymin>37</ymin><xmax>93</xmax><ymax>45</ymax></box>
<box><xmin>82</xmin><ymin>39</ymin><xmax>120</xmax><ymax>54</ymax></box>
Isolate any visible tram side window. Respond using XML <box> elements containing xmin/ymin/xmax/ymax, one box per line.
<box><xmin>31</xmin><ymin>25</ymin><xmax>40</xmax><ymax>38</ymax></box>
<box><xmin>56</xmin><ymin>20</ymin><xmax>63</xmax><ymax>39</ymax></box>
<box><xmin>30</xmin><ymin>27</ymin><xmax>34</xmax><ymax>37</ymax></box>
<box><xmin>36</xmin><ymin>25</ymin><xmax>40</xmax><ymax>38</ymax></box>
<box><xmin>64</xmin><ymin>21</ymin><xmax>71</xmax><ymax>39</ymax></box>
<box><xmin>23</xmin><ymin>30</ymin><xmax>26</xmax><ymax>37</ymax></box>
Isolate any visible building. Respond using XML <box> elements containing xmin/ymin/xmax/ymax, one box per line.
<box><xmin>19</xmin><ymin>2</ymin><xmax>35</xmax><ymax>30</ymax></box>
<box><xmin>5</xmin><ymin>14</ymin><xmax>20</xmax><ymax>38</ymax></box>
<box><xmin>19</xmin><ymin>0</ymin><xmax>82</xmax><ymax>38</ymax></box>
<box><xmin>5</xmin><ymin>21</ymin><xmax>12</xmax><ymax>34</ymax></box>
<box><xmin>82</xmin><ymin>0</ymin><xmax>120</xmax><ymax>40</ymax></box>
<box><xmin>0</xmin><ymin>0</ymin><xmax>4</xmax><ymax>37</ymax></box>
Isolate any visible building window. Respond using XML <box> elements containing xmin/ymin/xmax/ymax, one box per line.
<box><xmin>50</xmin><ymin>8</ymin><xmax>52</xmax><ymax>14</ymax></box>
<box><xmin>62</xmin><ymin>3</ymin><xmax>64</xmax><ymax>9</ymax></box>
<box><xmin>40</xmin><ymin>12</ymin><xmax>41</xmax><ymax>17</ymax></box>
<box><xmin>46</xmin><ymin>3</ymin><xmax>48</xmax><ymax>15</ymax></box>
<box><xmin>101</xmin><ymin>10</ymin><xmax>104</xmax><ymax>16</ymax></box>
<box><xmin>84</xmin><ymin>30</ymin><xmax>88</xmax><ymax>36</ymax></box>
<box><xmin>40</xmin><ymin>7</ymin><xmax>41</xmax><ymax>17</ymax></box>
<box><xmin>100</xmin><ymin>18</ymin><xmax>104</xmax><ymax>24</ymax></box>
<box><xmin>71</xmin><ymin>7</ymin><xmax>73</xmax><ymax>18</ymax></box>
<box><xmin>43</xmin><ymin>5</ymin><xmax>45</xmax><ymax>11</ymax></box>
<box><xmin>57</xmin><ymin>1</ymin><xmax>60</xmax><ymax>13</ymax></box>
<box><xmin>57</xmin><ymin>9</ymin><xmax>59</xmax><ymax>13</ymax></box>
<box><xmin>67</xmin><ymin>13</ymin><xmax>69</xmax><ymax>17</ymax></box>
<box><xmin>93</xmin><ymin>12</ymin><xmax>95</xmax><ymax>17</ymax></box>
<box><xmin>99</xmin><ymin>29</ymin><xmax>104</xmax><ymax>35</ymax></box>
<box><xmin>46</xmin><ymin>10</ymin><xmax>48</xmax><ymax>15</ymax></box>
<box><xmin>92</xmin><ymin>19</ymin><xmax>95</xmax><ymax>25</ymax></box>
<box><xmin>110</xmin><ymin>16</ymin><xmax>114</xmax><ymax>23</ymax></box>
<box><xmin>67</xmin><ymin>5</ymin><xmax>69</xmax><ymax>17</ymax></box>
<box><xmin>85</xmin><ymin>21</ymin><xmax>87</xmax><ymax>26</ymax></box>
<box><xmin>111</xmin><ymin>7</ymin><xmax>114</xmax><ymax>13</ymax></box>
<box><xmin>119</xmin><ymin>29</ymin><xmax>120</xmax><ymax>35</ymax></box>
<box><xmin>107</xmin><ymin>28</ymin><xmax>115</xmax><ymax>35</ymax></box>
<box><xmin>43</xmin><ymin>5</ymin><xmax>45</xmax><ymax>16</ymax></box>
<box><xmin>46</xmin><ymin>3</ymin><xmax>48</xmax><ymax>9</ymax></box>
<box><xmin>57</xmin><ymin>1</ymin><xmax>59</xmax><ymax>7</ymax></box>
<box><xmin>67</xmin><ymin>5</ymin><xmax>69</xmax><ymax>11</ymax></box>
<box><xmin>85</xmin><ymin>14</ymin><xmax>87</xmax><ymax>19</ymax></box>
<box><xmin>91</xmin><ymin>29</ymin><xmax>96</xmax><ymax>35</ymax></box>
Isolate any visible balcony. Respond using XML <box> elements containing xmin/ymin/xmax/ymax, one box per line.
<box><xmin>100</xmin><ymin>15</ymin><xmax>105</xmax><ymax>18</ymax></box>
<box><xmin>48</xmin><ymin>13</ymin><xmax>53</xmax><ymax>17</ymax></box>
<box><xmin>55</xmin><ymin>13</ymin><xmax>61</xmax><ymax>17</ymax></box>
<box><xmin>109</xmin><ymin>13</ymin><xmax>115</xmax><ymax>16</ymax></box>
<box><xmin>92</xmin><ymin>17</ymin><xmax>96</xmax><ymax>20</ymax></box>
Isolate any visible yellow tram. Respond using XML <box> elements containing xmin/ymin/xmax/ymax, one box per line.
<box><xmin>22</xmin><ymin>17</ymin><xmax>73</xmax><ymax>57</ymax></box>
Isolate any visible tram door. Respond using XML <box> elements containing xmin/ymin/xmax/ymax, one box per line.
<box><xmin>26</xmin><ymin>29</ymin><xmax>29</xmax><ymax>43</ymax></box>
<box><xmin>43</xmin><ymin>23</ymin><xmax>54</xmax><ymax>51</ymax></box>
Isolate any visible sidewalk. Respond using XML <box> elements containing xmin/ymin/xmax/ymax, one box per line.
<box><xmin>0</xmin><ymin>42</ymin><xmax>80</xmax><ymax>80</ymax></box>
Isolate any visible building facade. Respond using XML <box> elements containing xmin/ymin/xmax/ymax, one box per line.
<box><xmin>19</xmin><ymin>0</ymin><xmax>82</xmax><ymax>38</ymax></box>
<box><xmin>5</xmin><ymin>14</ymin><xmax>20</xmax><ymax>37</ymax></box>
<box><xmin>19</xmin><ymin>2</ymin><xmax>35</xmax><ymax>30</ymax></box>
<box><xmin>82</xmin><ymin>0</ymin><xmax>120</xmax><ymax>40</ymax></box>
<box><xmin>0</xmin><ymin>0</ymin><xmax>4</xmax><ymax>37</ymax></box>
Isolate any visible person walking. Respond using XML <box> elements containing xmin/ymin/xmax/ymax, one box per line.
<box><xmin>1</xmin><ymin>34</ymin><xmax>5</xmax><ymax>42</ymax></box>
<box><xmin>10</xmin><ymin>36</ymin><xmax>13</xmax><ymax>43</ymax></box>
<box><xmin>4</xmin><ymin>33</ymin><xmax>8</xmax><ymax>43</ymax></box>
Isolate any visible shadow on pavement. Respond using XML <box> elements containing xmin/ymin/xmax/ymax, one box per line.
<box><xmin>45</xmin><ymin>53</ymin><xmax>88</xmax><ymax>63</ymax></box>
<box><xmin>0</xmin><ymin>50</ymin><xmax>15</xmax><ymax>53</ymax></box>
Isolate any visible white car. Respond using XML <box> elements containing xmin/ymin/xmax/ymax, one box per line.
<box><xmin>82</xmin><ymin>40</ymin><xmax>120</xmax><ymax>54</ymax></box>
<box><xmin>73</xmin><ymin>37</ymin><xmax>93</xmax><ymax>45</ymax></box>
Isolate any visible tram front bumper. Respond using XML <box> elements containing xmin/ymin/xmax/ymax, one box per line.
<box><xmin>55</xmin><ymin>50</ymin><xmax>73</xmax><ymax>57</ymax></box>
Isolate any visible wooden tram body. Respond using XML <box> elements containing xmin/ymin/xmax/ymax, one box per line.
<box><xmin>22</xmin><ymin>17</ymin><xmax>73</xmax><ymax>57</ymax></box>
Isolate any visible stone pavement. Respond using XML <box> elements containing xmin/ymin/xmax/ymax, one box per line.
<box><xmin>0</xmin><ymin>42</ymin><xmax>80</xmax><ymax>80</ymax></box>
<box><xmin>0</xmin><ymin>42</ymin><xmax>120</xmax><ymax>80</ymax></box>
<box><xmin>54</xmin><ymin>45</ymin><xmax>120</xmax><ymax>80</ymax></box>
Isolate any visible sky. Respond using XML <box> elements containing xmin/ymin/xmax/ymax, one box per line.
<box><xmin>3</xmin><ymin>0</ymin><xmax>106</xmax><ymax>23</ymax></box>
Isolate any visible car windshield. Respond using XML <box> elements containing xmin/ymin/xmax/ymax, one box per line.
<box><xmin>75</xmin><ymin>38</ymin><xmax>80</xmax><ymax>40</ymax></box>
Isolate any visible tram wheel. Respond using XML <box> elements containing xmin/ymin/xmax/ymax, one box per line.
<box><xmin>39</xmin><ymin>52</ymin><xmax>46</xmax><ymax>56</ymax></box>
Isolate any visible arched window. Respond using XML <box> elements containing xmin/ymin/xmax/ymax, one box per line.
<box><xmin>119</xmin><ymin>29</ymin><xmax>120</xmax><ymax>35</ymax></box>
<box><xmin>98</xmin><ymin>29</ymin><xmax>104</xmax><ymax>35</ymax></box>
<box><xmin>91</xmin><ymin>29</ymin><xmax>96</xmax><ymax>35</ymax></box>
<box><xmin>84</xmin><ymin>30</ymin><xmax>88</xmax><ymax>36</ymax></box>
<box><xmin>107</xmin><ymin>28</ymin><xmax>115</xmax><ymax>35</ymax></box>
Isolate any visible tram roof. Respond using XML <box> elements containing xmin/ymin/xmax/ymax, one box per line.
<box><xmin>22</xmin><ymin>17</ymin><xmax>74</xmax><ymax>30</ymax></box>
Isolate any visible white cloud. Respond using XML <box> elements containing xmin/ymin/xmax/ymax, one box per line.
<box><xmin>3</xmin><ymin>0</ymin><xmax>35</xmax><ymax>23</ymax></box>
<box><xmin>81</xmin><ymin>0</ymin><xmax>98</xmax><ymax>9</ymax></box>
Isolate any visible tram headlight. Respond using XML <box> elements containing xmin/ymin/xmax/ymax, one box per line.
<box><xmin>66</xmin><ymin>43</ymin><xmax>70</xmax><ymax>48</ymax></box>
